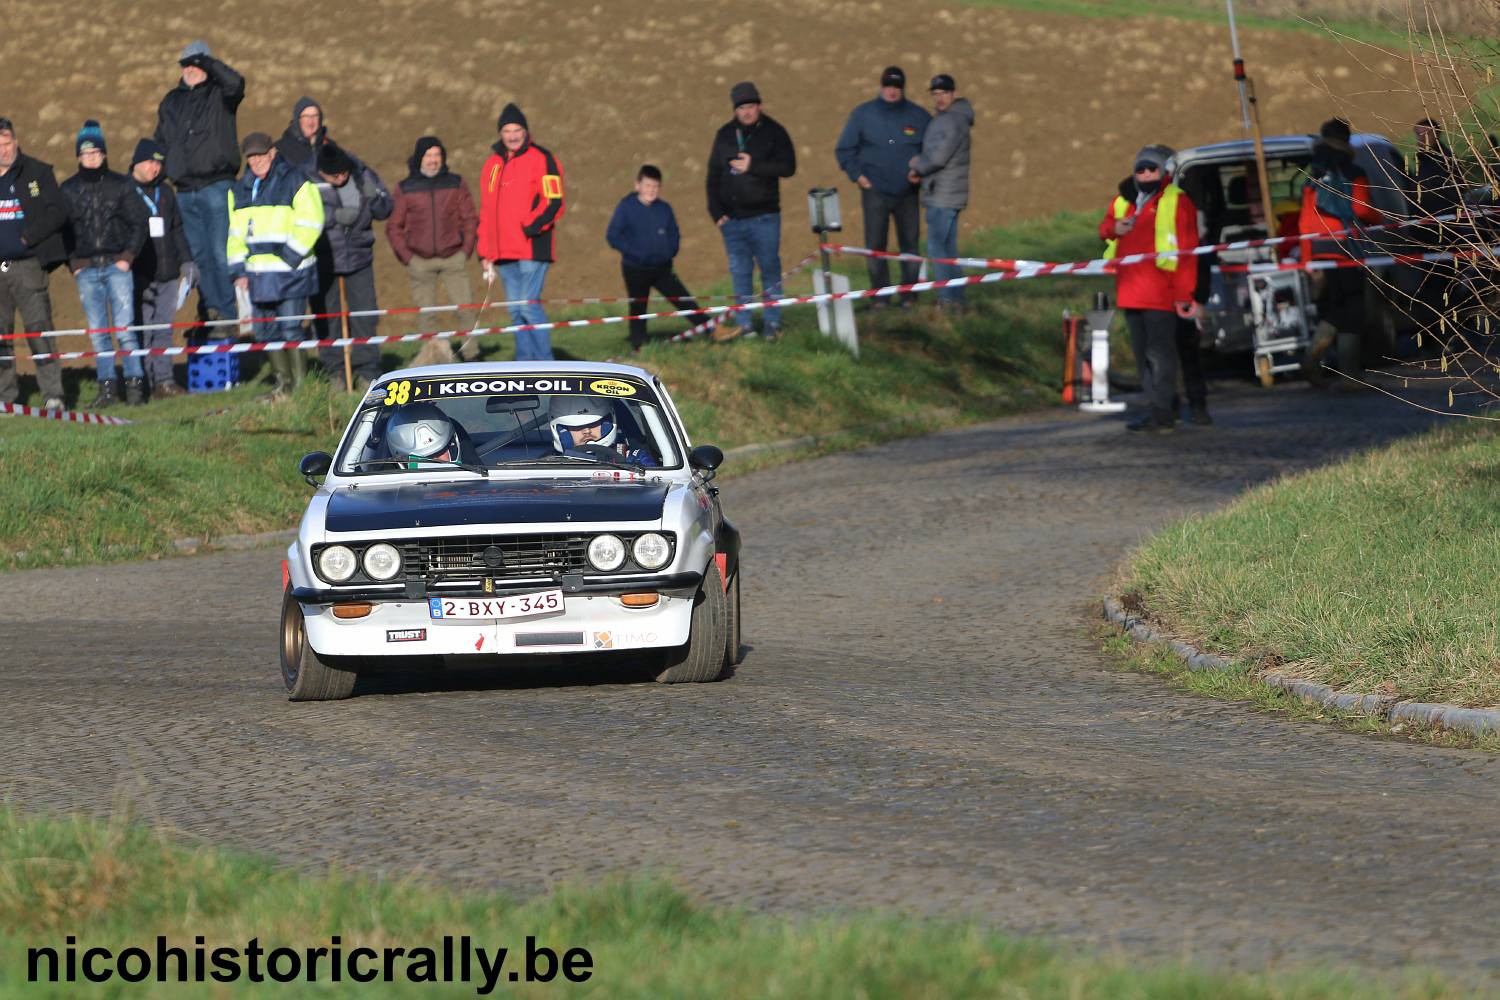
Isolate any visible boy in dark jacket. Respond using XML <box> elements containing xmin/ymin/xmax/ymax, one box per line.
<box><xmin>607</xmin><ymin>165</ymin><xmax>700</xmax><ymax>350</ymax></box>
<box><xmin>706</xmin><ymin>82</ymin><xmax>796</xmax><ymax>340</ymax></box>
<box><xmin>389</xmin><ymin>136</ymin><xmax>479</xmax><ymax>363</ymax></box>
<box><xmin>62</xmin><ymin>121</ymin><xmax>150</xmax><ymax>407</ymax></box>
<box><xmin>129</xmin><ymin>138</ymin><xmax>194</xmax><ymax>398</ymax></box>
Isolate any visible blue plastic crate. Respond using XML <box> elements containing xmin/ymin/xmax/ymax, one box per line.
<box><xmin>187</xmin><ymin>341</ymin><xmax>240</xmax><ymax>393</ymax></box>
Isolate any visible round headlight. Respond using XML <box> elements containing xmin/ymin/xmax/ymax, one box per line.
<box><xmin>632</xmin><ymin>532</ymin><xmax>671</xmax><ymax>571</ymax></box>
<box><xmin>317</xmin><ymin>545</ymin><xmax>357</xmax><ymax>583</ymax></box>
<box><xmin>362</xmin><ymin>543</ymin><xmax>402</xmax><ymax>581</ymax></box>
<box><xmin>587</xmin><ymin>534</ymin><xmax>626</xmax><ymax>572</ymax></box>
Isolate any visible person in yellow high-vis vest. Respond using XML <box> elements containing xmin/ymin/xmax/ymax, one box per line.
<box><xmin>1097</xmin><ymin>144</ymin><xmax>1199</xmax><ymax>433</ymax></box>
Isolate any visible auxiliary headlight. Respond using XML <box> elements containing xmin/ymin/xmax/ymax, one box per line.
<box><xmin>362</xmin><ymin>542</ymin><xmax>402</xmax><ymax>581</ymax></box>
<box><xmin>317</xmin><ymin>545</ymin><xmax>357</xmax><ymax>583</ymax></box>
<box><xmin>631</xmin><ymin>532</ymin><xmax>671</xmax><ymax>571</ymax></box>
<box><xmin>587</xmin><ymin>534</ymin><xmax>626</xmax><ymax>572</ymax></box>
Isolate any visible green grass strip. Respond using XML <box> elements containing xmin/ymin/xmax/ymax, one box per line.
<box><xmin>0</xmin><ymin>805</ymin><xmax>1464</xmax><ymax>997</ymax></box>
<box><xmin>1121</xmin><ymin>422</ymin><xmax>1500</xmax><ymax>708</ymax></box>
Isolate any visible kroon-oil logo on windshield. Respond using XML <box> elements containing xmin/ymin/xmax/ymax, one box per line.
<box><xmin>589</xmin><ymin>379</ymin><xmax>637</xmax><ymax>397</ymax></box>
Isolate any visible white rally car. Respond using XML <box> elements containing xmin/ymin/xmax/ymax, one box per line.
<box><xmin>280</xmin><ymin>362</ymin><xmax>741</xmax><ymax>700</ymax></box>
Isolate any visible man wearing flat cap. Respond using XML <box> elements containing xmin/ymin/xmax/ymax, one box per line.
<box><xmin>310</xmin><ymin>139</ymin><xmax>391</xmax><ymax>391</ymax></box>
<box><xmin>836</xmin><ymin>66</ymin><xmax>931</xmax><ymax>308</ymax></box>
<box><xmin>154</xmin><ymin>41</ymin><xmax>245</xmax><ymax>329</ymax></box>
<box><xmin>1099</xmin><ymin>143</ymin><xmax>1200</xmax><ymax>433</ymax></box>
<box><xmin>226</xmin><ymin>132</ymin><xmax>324</xmax><ymax>399</ymax></box>
<box><xmin>706</xmin><ymin>81</ymin><xmax>797</xmax><ymax>341</ymax></box>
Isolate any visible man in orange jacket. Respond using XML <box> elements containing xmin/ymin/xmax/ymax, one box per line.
<box><xmin>1298</xmin><ymin>117</ymin><xmax>1381</xmax><ymax>382</ymax></box>
<box><xmin>1099</xmin><ymin>144</ymin><xmax>1199</xmax><ymax>433</ymax></box>
<box><xmin>478</xmin><ymin>103</ymin><xmax>565</xmax><ymax>361</ymax></box>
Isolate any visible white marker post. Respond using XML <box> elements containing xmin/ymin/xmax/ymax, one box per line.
<box><xmin>1079</xmin><ymin>292</ymin><xmax>1125</xmax><ymax>413</ymax></box>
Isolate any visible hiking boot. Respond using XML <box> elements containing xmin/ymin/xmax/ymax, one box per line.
<box><xmin>89</xmin><ymin>379</ymin><xmax>119</xmax><ymax>409</ymax></box>
<box><xmin>1188</xmin><ymin>400</ymin><xmax>1213</xmax><ymax>425</ymax></box>
<box><xmin>1126</xmin><ymin>416</ymin><xmax>1175</xmax><ymax>434</ymax></box>
<box><xmin>124</xmin><ymin>377</ymin><xmax>146</xmax><ymax>406</ymax></box>
<box><xmin>43</xmin><ymin>396</ymin><xmax>64</xmax><ymax>413</ymax></box>
<box><xmin>763</xmin><ymin>327</ymin><xmax>782</xmax><ymax>342</ymax></box>
<box><xmin>711</xmin><ymin>324</ymin><xmax>749</xmax><ymax>343</ymax></box>
<box><xmin>152</xmin><ymin>381</ymin><xmax>186</xmax><ymax>400</ymax></box>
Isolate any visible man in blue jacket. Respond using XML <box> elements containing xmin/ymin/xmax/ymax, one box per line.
<box><xmin>835</xmin><ymin>66</ymin><xmax>930</xmax><ymax>308</ymax></box>
<box><xmin>606</xmin><ymin>165</ymin><xmax>700</xmax><ymax>350</ymax></box>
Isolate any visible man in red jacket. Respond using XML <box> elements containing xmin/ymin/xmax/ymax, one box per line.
<box><xmin>477</xmin><ymin>104</ymin><xmax>564</xmax><ymax>361</ymax></box>
<box><xmin>1099</xmin><ymin>144</ymin><xmax>1199</xmax><ymax>433</ymax></box>
<box><xmin>389</xmin><ymin>135</ymin><xmax>479</xmax><ymax>362</ymax></box>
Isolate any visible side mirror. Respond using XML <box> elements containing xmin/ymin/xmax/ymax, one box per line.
<box><xmin>689</xmin><ymin>444</ymin><xmax>724</xmax><ymax>474</ymax></box>
<box><xmin>299</xmin><ymin>451</ymin><xmax>332</xmax><ymax>486</ymax></box>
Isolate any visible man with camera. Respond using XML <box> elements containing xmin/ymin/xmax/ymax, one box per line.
<box><xmin>153</xmin><ymin>41</ymin><xmax>244</xmax><ymax>328</ymax></box>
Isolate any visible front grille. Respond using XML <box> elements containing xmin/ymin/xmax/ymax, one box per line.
<box><xmin>408</xmin><ymin>534</ymin><xmax>588</xmax><ymax>583</ymax></box>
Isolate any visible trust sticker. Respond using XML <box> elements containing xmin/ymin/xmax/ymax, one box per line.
<box><xmin>386</xmin><ymin>628</ymin><xmax>426</xmax><ymax>642</ymax></box>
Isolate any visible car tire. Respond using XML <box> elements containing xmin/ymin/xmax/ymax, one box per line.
<box><xmin>655</xmin><ymin>559</ymin><xmax>728</xmax><ymax>683</ymax></box>
<box><xmin>724</xmin><ymin>565</ymin><xmax>742</xmax><ymax>668</ymax></box>
<box><xmin>280</xmin><ymin>588</ymin><xmax>357</xmax><ymax>701</ymax></box>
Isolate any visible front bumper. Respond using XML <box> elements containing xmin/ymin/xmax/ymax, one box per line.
<box><xmin>300</xmin><ymin>590</ymin><xmax>693</xmax><ymax>657</ymax></box>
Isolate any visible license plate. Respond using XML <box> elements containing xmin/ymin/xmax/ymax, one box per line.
<box><xmin>428</xmin><ymin>590</ymin><xmax>564</xmax><ymax>621</ymax></box>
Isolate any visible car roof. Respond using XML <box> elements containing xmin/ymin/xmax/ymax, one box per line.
<box><xmin>371</xmin><ymin>360</ymin><xmax>657</xmax><ymax>385</ymax></box>
<box><xmin>1173</xmin><ymin>132</ymin><xmax>1397</xmax><ymax>169</ymax></box>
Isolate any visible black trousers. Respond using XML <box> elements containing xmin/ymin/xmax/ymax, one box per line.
<box><xmin>312</xmin><ymin>263</ymin><xmax>381</xmax><ymax>383</ymax></box>
<box><xmin>622</xmin><ymin>264</ymin><xmax>698</xmax><ymax>348</ymax></box>
<box><xmin>1125</xmin><ymin>308</ymin><xmax>1180</xmax><ymax>422</ymax></box>
<box><xmin>1314</xmin><ymin>266</ymin><xmax>1366</xmax><ymax>335</ymax></box>
<box><xmin>1175</xmin><ymin>316</ymin><xmax>1207</xmax><ymax>407</ymax></box>
<box><xmin>860</xmin><ymin>187</ymin><xmax>920</xmax><ymax>298</ymax></box>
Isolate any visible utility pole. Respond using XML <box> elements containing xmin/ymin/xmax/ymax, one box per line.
<box><xmin>1227</xmin><ymin>0</ymin><xmax>1278</xmax><ymax>231</ymax></box>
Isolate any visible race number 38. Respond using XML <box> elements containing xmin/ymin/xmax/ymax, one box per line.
<box><xmin>383</xmin><ymin>380</ymin><xmax>413</xmax><ymax>406</ymax></box>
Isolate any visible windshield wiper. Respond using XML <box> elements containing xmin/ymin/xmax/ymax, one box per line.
<box><xmin>348</xmin><ymin>457</ymin><xmax>490</xmax><ymax>477</ymax></box>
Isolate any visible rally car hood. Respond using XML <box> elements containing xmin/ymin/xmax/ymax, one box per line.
<box><xmin>324</xmin><ymin>480</ymin><xmax>668</xmax><ymax>532</ymax></box>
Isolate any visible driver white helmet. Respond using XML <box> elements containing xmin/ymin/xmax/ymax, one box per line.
<box><xmin>549</xmin><ymin>395</ymin><xmax>617</xmax><ymax>451</ymax></box>
<box><xmin>386</xmin><ymin>402</ymin><xmax>459</xmax><ymax>461</ymax></box>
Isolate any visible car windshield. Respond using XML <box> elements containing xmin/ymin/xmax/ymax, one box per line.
<box><xmin>334</xmin><ymin>372</ymin><xmax>684</xmax><ymax>475</ymax></box>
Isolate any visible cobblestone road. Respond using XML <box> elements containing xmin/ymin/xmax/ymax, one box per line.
<box><xmin>4</xmin><ymin>379</ymin><xmax>1498</xmax><ymax>980</ymax></box>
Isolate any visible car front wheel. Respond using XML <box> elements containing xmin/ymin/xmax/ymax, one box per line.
<box><xmin>655</xmin><ymin>559</ymin><xmax>728</xmax><ymax>683</ymax></box>
<box><xmin>280</xmin><ymin>588</ymin><xmax>357</xmax><ymax>701</ymax></box>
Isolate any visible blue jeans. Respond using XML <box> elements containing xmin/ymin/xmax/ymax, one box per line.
<box><xmin>77</xmin><ymin>265</ymin><xmax>141</xmax><ymax>381</ymax></box>
<box><xmin>720</xmin><ymin>214</ymin><xmax>782</xmax><ymax>331</ymax></box>
<box><xmin>178</xmin><ymin>181</ymin><xmax>236</xmax><ymax>319</ymax></box>
<box><xmin>498</xmin><ymin>259</ymin><xmax>554</xmax><ymax>361</ymax></box>
<box><xmin>252</xmin><ymin>297</ymin><xmax>307</xmax><ymax>344</ymax></box>
<box><xmin>925</xmin><ymin>205</ymin><xmax>964</xmax><ymax>305</ymax></box>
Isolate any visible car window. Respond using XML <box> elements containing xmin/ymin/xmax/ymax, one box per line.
<box><xmin>333</xmin><ymin>373</ymin><xmax>684</xmax><ymax>475</ymax></box>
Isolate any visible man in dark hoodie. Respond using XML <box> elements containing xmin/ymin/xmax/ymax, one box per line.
<box><xmin>908</xmin><ymin>74</ymin><xmax>972</xmax><ymax>311</ymax></box>
<box><xmin>62</xmin><ymin>121</ymin><xmax>150</xmax><ymax>407</ymax></box>
<box><xmin>0</xmin><ymin>116</ymin><xmax>68</xmax><ymax>411</ymax></box>
<box><xmin>705</xmin><ymin>81</ymin><xmax>796</xmax><ymax>341</ymax></box>
<box><xmin>388</xmin><ymin>135</ymin><xmax>479</xmax><ymax>362</ymax></box>
<box><xmin>128</xmin><ymin>138</ymin><xmax>194</xmax><ymax>398</ymax></box>
<box><xmin>835</xmin><ymin>66</ymin><xmax>930</xmax><ymax>308</ymax></box>
<box><xmin>275</xmin><ymin>96</ymin><xmax>326</xmax><ymax>177</ymax></box>
<box><xmin>309</xmin><ymin>140</ymin><xmax>392</xmax><ymax>391</ymax></box>
<box><xmin>153</xmin><ymin>41</ymin><xmax>243</xmax><ymax>326</ymax></box>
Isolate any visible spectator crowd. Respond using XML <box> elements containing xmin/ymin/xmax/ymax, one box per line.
<box><xmin>0</xmin><ymin>45</ymin><xmax>974</xmax><ymax>410</ymax></box>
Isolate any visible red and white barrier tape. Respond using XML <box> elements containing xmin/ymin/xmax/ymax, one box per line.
<box><xmin>821</xmin><ymin>206</ymin><xmax>1498</xmax><ymax>273</ymax></box>
<box><xmin>0</xmin><ymin>401</ymin><xmax>132</xmax><ymax>425</ymax></box>
<box><xmin>0</xmin><ymin>251</ymin><xmax>822</xmax><ymax>343</ymax></box>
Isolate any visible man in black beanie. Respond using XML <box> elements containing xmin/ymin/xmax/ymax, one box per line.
<box><xmin>310</xmin><ymin>139</ymin><xmax>391</xmax><ymax>391</ymax></box>
<box><xmin>129</xmin><ymin>137</ymin><xmax>194</xmax><ymax>397</ymax></box>
<box><xmin>705</xmin><ymin>81</ymin><xmax>797</xmax><ymax>340</ymax></box>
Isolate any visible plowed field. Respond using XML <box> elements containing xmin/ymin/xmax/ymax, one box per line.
<box><xmin>2</xmin><ymin>0</ymin><xmax>1428</xmax><ymax>330</ymax></box>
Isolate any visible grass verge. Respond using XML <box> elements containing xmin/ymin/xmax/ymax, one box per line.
<box><xmin>1118</xmin><ymin>422</ymin><xmax>1500</xmax><ymax>711</ymax></box>
<box><xmin>0</xmin><ymin>212</ymin><xmax>1116</xmax><ymax>571</ymax></box>
<box><xmin>0</xmin><ymin>804</ymin><xmax>1465</xmax><ymax>998</ymax></box>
